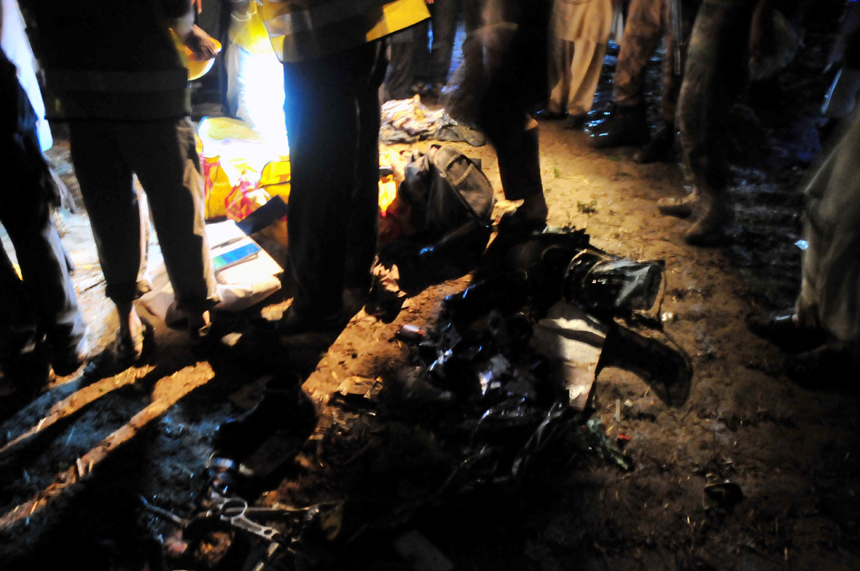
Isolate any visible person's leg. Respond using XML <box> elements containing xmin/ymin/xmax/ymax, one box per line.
<box><xmin>446</xmin><ymin>0</ymin><xmax>484</xmax><ymax>121</ymax></box>
<box><xmin>120</xmin><ymin>118</ymin><xmax>218</xmax><ymax>331</ymax></box>
<box><xmin>385</xmin><ymin>29</ymin><xmax>415</xmax><ymax>100</ymax></box>
<box><xmin>0</xmin><ymin>243</ymin><xmax>51</xmax><ymax>385</ymax></box>
<box><xmin>476</xmin><ymin>0</ymin><xmax>548</xmax><ymax>221</ymax></box>
<box><xmin>431</xmin><ymin>0</ymin><xmax>460</xmax><ymax>87</ymax></box>
<box><xmin>282</xmin><ymin>42</ymin><xmax>379</xmax><ymax>322</ymax></box>
<box><xmin>412</xmin><ymin>15</ymin><xmax>432</xmax><ymax>87</ymax></box>
<box><xmin>547</xmin><ymin>36</ymin><xmax>573</xmax><ymax>116</ymax></box>
<box><xmin>588</xmin><ymin>0</ymin><xmax>662</xmax><ymax>148</ymax></box>
<box><xmin>346</xmin><ymin>41</ymin><xmax>388</xmax><ymax>296</ymax></box>
<box><xmin>566</xmin><ymin>39</ymin><xmax>607</xmax><ymax>117</ymax></box>
<box><xmin>659</xmin><ymin>0</ymin><xmax>699</xmax><ymax>123</ymax></box>
<box><xmin>0</xmin><ymin>242</ymin><xmax>32</xmax><ymax>356</ymax></box>
<box><xmin>612</xmin><ymin>0</ymin><xmax>665</xmax><ymax>109</ymax></box>
<box><xmin>634</xmin><ymin>0</ymin><xmax>700</xmax><ymax>163</ymax></box>
<box><xmin>69</xmin><ymin>121</ymin><xmax>151</xmax><ymax>348</ymax></box>
<box><xmin>0</xmin><ymin>185</ymin><xmax>85</xmax><ymax>362</ymax></box>
<box><xmin>796</xmin><ymin>117</ymin><xmax>860</xmax><ymax>343</ymax></box>
<box><xmin>675</xmin><ymin>0</ymin><xmax>753</xmax><ymax>244</ymax></box>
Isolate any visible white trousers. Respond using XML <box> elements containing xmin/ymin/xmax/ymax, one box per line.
<box><xmin>795</xmin><ymin>110</ymin><xmax>860</xmax><ymax>343</ymax></box>
<box><xmin>548</xmin><ymin>38</ymin><xmax>606</xmax><ymax>117</ymax></box>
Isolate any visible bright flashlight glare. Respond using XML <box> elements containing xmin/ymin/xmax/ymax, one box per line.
<box><xmin>226</xmin><ymin>43</ymin><xmax>289</xmax><ymax>151</ymax></box>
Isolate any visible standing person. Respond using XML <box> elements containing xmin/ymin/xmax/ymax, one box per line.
<box><xmin>384</xmin><ymin>27</ymin><xmax>417</xmax><ymax>101</ymax></box>
<box><xmin>442</xmin><ymin>0</ymin><xmax>484</xmax><ymax>121</ymax></box>
<box><xmin>22</xmin><ymin>0</ymin><xmax>221</xmax><ymax>361</ymax></box>
<box><xmin>586</xmin><ymin>0</ymin><xmax>698</xmax><ymax>163</ymax></box>
<box><xmin>257</xmin><ymin>0</ymin><xmax>429</xmax><ymax>335</ymax></box>
<box><xmin>656</xmin><ymin>0</ymin><xmax>759</xmax><ymax>245</ymax></box>
<box><xmin>1</xmin><ymin>0</ymin><xmax>87</xmax><ymax>382</ymax></box>
<box><xmin>473</xmin><ymin>0</ymin><xmax>551</xmax><ymax>226</ymax></box>
<box><xmin>748</xmin><ymin>107</ymin><xmax>860</xmax><ymax>383</ymax></box>
<box><xmin>544</xmin><ymin>0</ymin><xmax>614</xmax><ymax>130</ymax></box>
<box><xmin>429</xmin><ymin>0</ymin><xmax>463</xmax><ymax>94</ymax></box>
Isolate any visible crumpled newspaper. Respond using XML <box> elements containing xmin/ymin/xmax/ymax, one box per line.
<box><xmin>380</xmin><ymin>96</ymin><xmax>485</xmax><ymax>146</ymax></box>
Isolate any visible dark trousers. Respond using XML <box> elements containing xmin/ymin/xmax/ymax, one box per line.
<box><xmin>389</xmin><ymin>0</ymin><xmax>463</xmax><ymax>97</ymax></box>
<box><xmin>677</xmin><ymin>0</ymin><xmax>755</xmax><ymax>193</ymax></box>
<box><xmin>0</xmin><ymin>142</ymin><xmax>84</xmax><ymax>361</ymax></box>
<box><xmin>386</xmin><ymin>29</ymin><xmax>416</xmax><ymax>100</ymax></box>
<box><xmin>475</xmin><ymin>0</ymin><xmax>549</xmax><ymax>201</ymax></box>
<box><xmin>430</xmin><ymin>0</ymin><xmax>462</xmax><ymax>85</ymax></box>
<box><xmin>68</xmin><ymin>118</ymin><xmax>218</xmax><ymax>313</ymax></box>
<box><xmin>282</xmin><ymin>41</ymin><xmax>388</xmax><ymax>316</ymax></box>
<box><xmin>613</xmin><ymin>0</ymin><xmax>698</xmax><ymax>122</ymax></box>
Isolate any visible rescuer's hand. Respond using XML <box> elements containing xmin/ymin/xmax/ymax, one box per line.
<box><xmin>185</xmin><ymin>25</ymin><xmax>219</xmax><ymax>61</ymax></box>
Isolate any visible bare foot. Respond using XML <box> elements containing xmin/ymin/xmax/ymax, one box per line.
<box><xmin>116</xmin><ymin>302</ymin><xmax>143</xmax><ymax>340</ymax></box>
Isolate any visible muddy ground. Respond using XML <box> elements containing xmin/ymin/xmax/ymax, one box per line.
<box><xmin>2</xmin><ymin>11</ymin><xmax>860</xmax><ymax>571</ymax></box>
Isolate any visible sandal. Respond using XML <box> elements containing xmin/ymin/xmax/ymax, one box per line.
<box><xmin>116</xmin><ymin>318</ymin><xmax>153</xmax><ymax>364</ymax></box>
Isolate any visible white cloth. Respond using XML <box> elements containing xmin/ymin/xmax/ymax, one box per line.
<box><xmin>795</xmin><ymin>109</ymin><xmax>860</xmax><ymax>342</ymax></box>
<box><xmin>1</xmin><ymin>0</ymin><xmax>52</xmax><ymax>150</ymax></box>
<box><xmin>548</xmin><ymin>0</ymin><xmax>612</xmax><ymax>116</ymax></box>
<box><xmin>550</xmin><ymin>0</ymin><xmax>613</xmax><ymax>43</ymax></box>
<box><xmin>548</xmin><ymin>38</ymin><xmax>607</xmax><ymax>116</ymax></box>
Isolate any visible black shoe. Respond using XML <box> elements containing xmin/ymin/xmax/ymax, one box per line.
<box><xmin>496</xmin><ymin>208</ymin><xmax>548</xmax><ymax>237</ymax></box>
<box><xmin>587</xmin><ymin>104</ymin><xmax>649</xmax><ymax>149</ymax></box>
<box><xmin>633</xmin><ymin>121</ymin><xmax>675</xmax><ymax>164</ymax></box>
<box><xmin>50</xmin><ymin>331</ymin><xmax>90</xmax><ymax>377</ymax></box>
<box><xmin>47</xmin><ymin>315</ymin><xmax>90</xmax><ymax>376</ymax></box>
<box><xmin>213</xmin><ymin>374</ymin><xmax>318</xmax><ymax>457</ymax></box>
<box><xmin>746</xmin><ymin>308</ymin><xmax>826</xmax><ymax>353</ymax></box>
<box><xmin>535</xmin><ymin>109</ymin><xmax>567</xmax><ymax>121</ymax></box>
<box><xmin>0</xmin><ymin>337</ymin><xmax>51</xmax><ymax>406</ymax></box>
<box><xmin>563</xmin><ymin>114</ymin><xmax>587</xmax><ymax>130</ymax></box>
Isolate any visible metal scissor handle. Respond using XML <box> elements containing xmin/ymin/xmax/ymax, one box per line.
<box><xmin>210</xmin><ymin>497</ymin><xmax>283</xmax><ymax>543</ymax></box>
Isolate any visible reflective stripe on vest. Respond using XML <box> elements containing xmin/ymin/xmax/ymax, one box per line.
<box><xmin>261</xmin><ymin>0</ymin><xmax>429</xmax><ymax>62</ymax></box>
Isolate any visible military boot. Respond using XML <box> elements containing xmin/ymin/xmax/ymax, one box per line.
<box><xmin>657</xmin><ymin>187</ymin><xmax>701</xmax><ymax>219</ymax></box>
<box><xmin>684</xmin><ymin>190</ymin><xmax>731</xmax><ymax>246</ymax></box>
<box><xmin>213</xmin><ymin>374</ymin><xmax>318</xmax><ymax>457</ymax></box>
<box><xmin>587</xmin><ymin>104</ymin><xmax>649</xmax><ymax>149</ymax></box>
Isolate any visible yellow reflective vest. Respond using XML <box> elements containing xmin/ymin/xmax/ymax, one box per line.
<box><xmin>259</xmin><ymin>0</ymin><xmax>430</xmax><ymax>63</ymax></box>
